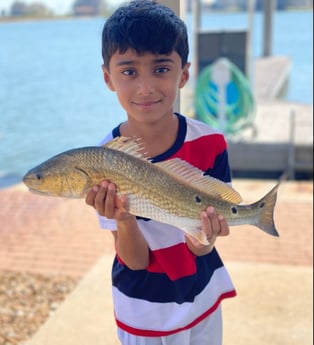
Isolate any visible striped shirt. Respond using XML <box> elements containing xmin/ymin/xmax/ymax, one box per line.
<box><xmin>98</xmin><ymin>113</ymin><xmax>236</xmax><ymax>336</ymax></box>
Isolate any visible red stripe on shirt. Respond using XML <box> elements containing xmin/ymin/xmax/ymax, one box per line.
<box><xmin>115</xmin><ymin>290</ymin><xmax>237</xmax><ymax>337</ymax></box>
<box><xmin>171</xmin><ymin>134</ymin><xmax>226</xmax><ymax>171</ymax></box>
<box><xmin>147</xmin><ymin>242</ymin><xmax>196</xmax><ymax>281</ymax></box>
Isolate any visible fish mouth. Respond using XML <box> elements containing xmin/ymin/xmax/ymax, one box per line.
<box><xmin>26</xmin><ymin>187</ymin><xmax>49</xmax><ymax>196</ymax></box>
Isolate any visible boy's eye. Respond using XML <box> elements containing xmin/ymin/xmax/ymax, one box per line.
<box><xmin>122</xmin><ymin>69</ymin><xmax>136</xmax><ymax>76</ymax></box>
<box><xmin>155</xmin><ymin>67</ymin><xmax>169</xmax><ymax>74</ymax></box>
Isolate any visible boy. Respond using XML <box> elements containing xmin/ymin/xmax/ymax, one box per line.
<box><xmin>86</xmin><ymin>1</ymin><xmax>236</xmax><ymax>344</ymax></box>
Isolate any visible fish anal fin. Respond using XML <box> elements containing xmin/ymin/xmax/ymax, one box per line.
<box><xmin>155</xmin><ymin>158</ymin><xmax>242</xmax><ymax>204</ymax></box>
<box><xmin>181</xmin><ymin>226</ymin><xmax>209</xmax><ymax>246</ymax></box>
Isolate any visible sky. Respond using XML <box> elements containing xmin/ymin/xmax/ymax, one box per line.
<box><xmin>0</xmin><ymin>0</ymin><xmax>123</xmax><ymax>15</ymax></box>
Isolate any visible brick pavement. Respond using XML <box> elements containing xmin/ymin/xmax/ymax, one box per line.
<box><xmin>0</xmin><ymin>179</ymin><xmax>312</xmax><ymax>278</ymax></box>
<box><xmin>0</xmin><ymin>184</ymin><xmax>114</xmax><ymax>277</ymax></box>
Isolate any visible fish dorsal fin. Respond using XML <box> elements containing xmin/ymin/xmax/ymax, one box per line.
<box><xmin>103</xmin><ymin>136</ymin><xmax>147</xmax><ymax>160</ymax></box>
<box><xmin>104</xmin><ymin>137</ymin><xmax>242</xmax><ymax>203</ymax></box>
<box><xmin>155</xmin><ymin>158</ymin><xmax>242</xmax><ymax>203</ymax></box>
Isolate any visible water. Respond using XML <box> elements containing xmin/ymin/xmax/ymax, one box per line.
<box><xmin>185</xmin><ymin>10</ymin><xmax>313</xmax><ymax>104</ymax></box>
<box><xmin>0</xmin><ymin>11</ymin><xmax>312</xmax><ymax>180</ymax></box>
<box><xmin>0</xmin><ymin>18</ymin><xmax>125</xmax><ymax>180</ymax></box>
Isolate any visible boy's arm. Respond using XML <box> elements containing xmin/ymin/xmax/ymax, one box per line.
<box><xmin>114</xmin><ymin>216</ymin><xmax>150</xmax><ymax>270</ymax></box>
<box><xmin>85</xmin><ymin>181</ymin><xmax>149</xmax><ymax>270</ymax></box>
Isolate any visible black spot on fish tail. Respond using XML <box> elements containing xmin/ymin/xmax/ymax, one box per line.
<box><xmin>231</xmin><ymin>206</ymin><xmax>238</xmax><ymax>214</ymax></box>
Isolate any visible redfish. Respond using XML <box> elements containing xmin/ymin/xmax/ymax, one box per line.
<box><xmin>23</xmin><ymin>137</ymin><xmax>281</xmax><ymax>244</ymax></box>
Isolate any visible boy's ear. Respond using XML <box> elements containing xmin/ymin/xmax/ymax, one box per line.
<box><xmin>179</xmin><ymin>63</ymin><xmax>190</xmax><ymax>89</ymax></box>
<box><xmin>101</xmin><ymin>65</ymin><xmax>115</xmax><ymax>91</ymax></box>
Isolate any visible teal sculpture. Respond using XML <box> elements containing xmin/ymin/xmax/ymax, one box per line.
<box><xmin>195</xmin><ymin>58</ymin><xmax>256</xmax><ymax>136</ymax></box>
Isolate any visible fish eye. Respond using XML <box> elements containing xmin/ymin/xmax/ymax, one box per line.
<box><xmin>36</xmin><ymin>173</ymin><xmax>43</xmax><ymax>180</ymax></box>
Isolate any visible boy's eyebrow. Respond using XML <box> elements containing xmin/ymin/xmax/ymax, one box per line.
<box><xmin>115</xmin><ymin>57</ymin><xmax>176</xmax><ymax>67</ymax></box>
<box><xmin>153</xmin><ymin>58</ymin><xmax>176</xmax><ymax>64</ymax></box>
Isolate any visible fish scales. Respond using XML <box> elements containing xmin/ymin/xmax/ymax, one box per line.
<box><xmin>68</xmin><ymin>147</ymin><xmax>193</xmax><ymax>215</ymax></box>
<box><xmin>79</xmin><ymin>147</ymin><xmax>232</xmax><ymax>221</ymax></box>
<box><xmin>23</xmin><ymin>137</ymin><xmax>282</xmax><ymax>245</ymax></box>
<box><xmin>89</xmin><ymin>147</ymin><xmax>210</xmax><ymax>220</ymax></box>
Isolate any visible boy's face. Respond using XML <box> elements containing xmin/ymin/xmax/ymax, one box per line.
<box><xmin>102</xmin><ymin>49</ymin><xmax>190</xmax><ymax>125</ymax></box>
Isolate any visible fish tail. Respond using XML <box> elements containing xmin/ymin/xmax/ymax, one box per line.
<box><xmin>254</xmin><ymin>181</ymin><xmax>281</xmax><ymax>237</ymax></box>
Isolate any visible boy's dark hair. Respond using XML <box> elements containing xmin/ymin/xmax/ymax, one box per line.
<box><xmin>101</xmin><ymin>0</ymin><xmax>189</xmax><ymax>69</ymax></box>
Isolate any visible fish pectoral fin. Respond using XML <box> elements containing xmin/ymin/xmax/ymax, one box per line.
<box><xmin>155</xmin><ymin>158</ymin><xmax>242</xmax><ymax>204</ymax></box>
<box><xmin>64</xmin><ymin>167</ymin><xmax>92</xmax><ymax>197</ymax></box>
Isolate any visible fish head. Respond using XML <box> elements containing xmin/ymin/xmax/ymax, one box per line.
<box><xmin>22</xmin><ymin>151</ymin><xmax>92</xmax><ymax>198</ymax></box>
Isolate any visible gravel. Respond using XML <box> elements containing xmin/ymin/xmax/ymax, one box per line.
<box><xmin>0</xmin><ymin>271</ymin><xmax>79</xmax><ymax>345</ymax></box>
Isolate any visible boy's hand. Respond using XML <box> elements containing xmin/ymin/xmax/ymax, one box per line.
<box><xmin>85</xmin><ymin>181</ymin><xmax>133</xmax><ymax>221</ymax></box>
<box><xmin>86</xmin><ymin>181</ymin><xmax>149</xmax><ymax>269</ymax></box>
<box><xmin>201</xmin><ymin>205</ymin><xmax>229</xmax><ymax>243</ymax></box>
<box><xmin>186</xmin><ymin>206</ymin><xmax>229</xmax><ymax>251</ymax></box>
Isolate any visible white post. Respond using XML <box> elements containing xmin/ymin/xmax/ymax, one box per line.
<box><xmin>247</xmin><ymin>0</ymin><xmax>255</xmax><ymax>84</ymax></box>
<box><xmin>192</xmin><ymin>0</ymin><xmax>201</xmax><ymax>81</ymax></box>
<box><xmin>263</xmin><ymin>0</ymin><xmax>276</xmax><ymax>57</ymax></box>
<box><xmin>157</xmin><ymin>0</ymin><xmax>182</xmax><ymax>113</ymax></box>
<box><xmin>211</xmin><ymin>58</ymin><xmax>232</xmax><ymax>133</ymax></box>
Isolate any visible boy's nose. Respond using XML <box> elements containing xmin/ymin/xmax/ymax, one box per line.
<box><xmin>136</xmin><ymin>77</ymin><xmax>154</xmax><ymax>95</ymax></box>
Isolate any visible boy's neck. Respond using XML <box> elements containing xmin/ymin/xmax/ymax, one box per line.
<box><xmin>120</xmin><ymin>113</ymin><xmax>179</xmax><ymax>158</ymax></box>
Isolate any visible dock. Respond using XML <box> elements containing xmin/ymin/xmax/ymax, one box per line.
<box><xmin>227</xmin><ymin>100</ymin><xmax>313</xmax><ymax>179</ymax></box>
<box><xmin>181</xmin><ymin>55</ymin><xmax>313</xmax><ymax>179</ymax></box>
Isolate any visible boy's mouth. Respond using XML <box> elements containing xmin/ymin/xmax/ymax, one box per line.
<box><xmin>133</xmin><ymin>100</ymin><xmax>161</xmax><ymax>107</ymax></box>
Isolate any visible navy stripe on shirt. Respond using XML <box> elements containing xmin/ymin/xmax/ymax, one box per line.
<box><xmin>112</xmin><ymin>248</ymin><xmax>224</xmax><ymax>304</ymax></box>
